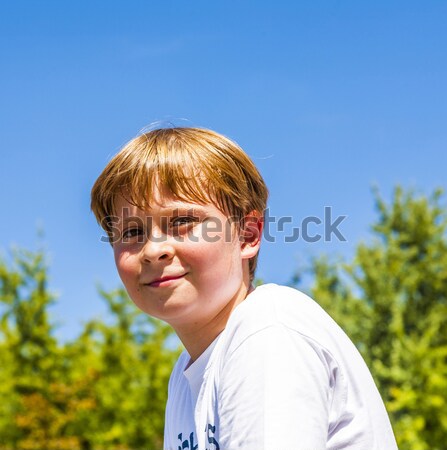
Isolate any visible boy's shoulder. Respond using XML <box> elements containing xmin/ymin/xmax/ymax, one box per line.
<box><xmin>221</xmin><ymin>283</ymin><xmax>343</xmax><ymax>356</ymax></box>
<box><xmin>230</xmin><ymin>283</ymin><xmax>334</xmax><ymax>327</ymax></box>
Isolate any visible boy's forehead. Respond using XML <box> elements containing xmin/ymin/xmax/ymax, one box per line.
<box><xmin>113</xmin><ymin>191</ymin><xmax>213</xmax><ymax>217</ymax></box>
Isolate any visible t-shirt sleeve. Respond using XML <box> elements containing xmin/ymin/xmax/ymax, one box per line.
<box><xmin>217</xmin><ymin>324</ymin><xmax>331</xmax><ymax>450</ymax></box>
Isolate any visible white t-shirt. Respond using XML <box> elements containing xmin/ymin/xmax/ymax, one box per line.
<box><xmin>164</xmin><ymin>284</ymin><xmax>398</xmax><ymax>450</ymax></box>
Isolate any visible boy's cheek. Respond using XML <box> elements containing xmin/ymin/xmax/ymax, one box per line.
<box><xmin>113</xmin><ymin>246</ymin><xmax>124</xmax><ymax>268</ymax></box>
<box><xmin>194</xmin><ymin>222</ymin><xmax>239</xmax><ymax>248</ymax></box>
<box><xmin>114</xmin><ymin>250</ymin><xmax>136</xmax><ymax>278</ymax></box>
<box><xmin>115</xmin><ymin>266</ymin><xmax>139</xmax><ymax>296</ymax></box>
<box><xmin>198</xmin><ymin>217</ymin><xmax>226</xmax><ymax>243</ymax></box>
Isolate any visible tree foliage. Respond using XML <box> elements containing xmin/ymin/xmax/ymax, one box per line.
<box><xmin>294</xmin><ymin>187</ymin><xmax>447</xmax><ymax>450</ymax></box>
<box><xmin>1</xmin><ymin>187</ymin><xmax>446</xmax><ymax>449</ymax></box>
<box><xmin>0</xmin><ymin>249</ymin><xmax>179</xmax><ymax>450</ymax></box>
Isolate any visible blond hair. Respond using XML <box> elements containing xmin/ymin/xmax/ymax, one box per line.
<box><xmin>91</xmin><ymin>127</ymin><xmax>268</xmax><ymax>281</ymax></box>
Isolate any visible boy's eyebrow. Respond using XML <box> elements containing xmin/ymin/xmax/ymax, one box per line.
<box><xmin>120</xmin><ymin>216</ymin><xmax>144</xmax><ymax>224</ymax></box>
<box><xmin>153</xmin><ymin>199</ymin><xmax>209</xmax><ymax>210</ymax></box>
<box><xmin>116</xmin><ymin>204</ymin><xmax>209</xmax><ymax>221</ymax></box>
<box><xmin>155</xmin><ymin>198</ymin><xmax>212</xmax><ymax>212</ymax></box>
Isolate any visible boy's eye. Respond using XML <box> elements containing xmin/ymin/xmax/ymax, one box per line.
<box><xmin>171</xmin><ymin>215</ymin><xmax>199</xmax><ymax>228</ymax></box>
<box><xmin>122</xmin><ymin>228</ymin><xmax>144</xmax><ymax>240</ymax></box>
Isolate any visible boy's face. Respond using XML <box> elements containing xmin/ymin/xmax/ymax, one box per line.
<box><xmin>112</xmin><ymin>185</ymin><xmax>259</xmax><ymax>331</ymax></box>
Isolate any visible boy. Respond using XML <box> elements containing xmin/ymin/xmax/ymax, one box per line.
<box><xmin>91</xmin><ymin>127</ymin><xmax>397</xmax><ymax>450</ymax></box>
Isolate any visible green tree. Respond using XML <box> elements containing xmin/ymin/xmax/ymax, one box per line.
<box><xmin>75</xmin><ymin>287</ymin><xmax>179</xmax><ymax>450</ymax></box>
<box><xmin>4</xmin><ymin>187</ymin><xmax>446</xmax><ymax>449</ymax></box>
<box><xmin>294</xmin><ymin>187</ymin><xmax>447</xmax><ymax>450</ymax></box>
<box><xmin>0</xmin><ymin>249</ymin><xmax>179</xmax><ymax>450</ymax></box>
<box><xmin>0</xmin><ymin>248</ymin><xmax>75</xmax><ymax>449</ymax></box>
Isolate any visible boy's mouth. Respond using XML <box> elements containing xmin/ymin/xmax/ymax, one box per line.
<box><xmin>146</xmin><ymin>274</ymin><xmax>187</xmax><ymax>288</ymax></box>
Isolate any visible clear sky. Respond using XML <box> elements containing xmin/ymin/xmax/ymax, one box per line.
<box><xmin>1</xmin><ymin>0</ymin><xmax>446</xmax><ymax>341</ymax></box>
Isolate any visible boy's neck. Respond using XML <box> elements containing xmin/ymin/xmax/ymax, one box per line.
<box><xmin>176</xmin><ymin>282</ymin><xmax>254</xmax><ymax>363</ymax></box>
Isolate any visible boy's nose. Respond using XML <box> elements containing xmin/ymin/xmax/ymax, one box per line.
<box><xmin>139</xmin><ymin>235</ymin><xmax>175</xmax><ymax>263</ymax></box>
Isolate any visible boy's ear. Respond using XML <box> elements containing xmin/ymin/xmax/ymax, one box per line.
<box><xmin>240</xmin><ymin>211</ymin><xmax>264</xmax><ymax>259</ymax></box>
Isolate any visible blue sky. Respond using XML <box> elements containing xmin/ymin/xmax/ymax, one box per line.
<box><xmin>1</xmin><ymin>1</ymin><xmax>446</xmax><ymax>341</ymax></box>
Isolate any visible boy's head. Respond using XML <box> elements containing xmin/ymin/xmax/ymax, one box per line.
<box><xmin>91</xmin><ymin>127</ymin><xmax>268</xmax><ymax>281</ymax></box>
